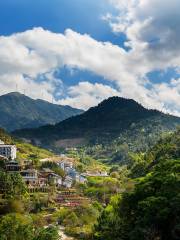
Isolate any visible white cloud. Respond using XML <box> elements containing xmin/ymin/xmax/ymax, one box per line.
<box><xmin>0</xmin><ymin>73</ymin><xmax>55</xmax><ymax>101</ymax></box>
<box><xmin>58</xmin><ymin>82</ymin><xmax>120</xmax><ymax>109</ymax></box>
<box><xmin>0</xmin><ymin>10</ymin><xmax>179</xmax><ymax>115</ymax></box>
<box><xmin>0</xmin><ymin>27</ymin><xmax>139</xmax><ymax>106</ymax></box>
<box><xmin>107</xmin><ymin>0</ymin><xmax>180</xmax><ymax>68</ymax></box>
<box><xmin>153</xmin><ymin>79</ymin><xmax>180</xmax><ymax>115</ymax></box>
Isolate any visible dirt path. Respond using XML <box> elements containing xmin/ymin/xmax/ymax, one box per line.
<box><xmin>58</xmin><ymin>226</ymin><xmax>74</xmax><ymax>240</ymax></box>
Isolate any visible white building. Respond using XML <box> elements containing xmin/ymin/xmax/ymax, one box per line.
<box><xmin>0</xmin><ymin>144</ymin><xmax>17</xmax><ymax>160</ymax></box>
<box><xmin>62</xmin><ymin>176</ymin><xmax>73</xmax><ymax>188</ymax></box>
<box><xmin>78</xmin><ymin>175</ymin><xmax>87</xmax><ymax>184</ymax></box>
<box><xmin>58</xmin><ymin>161</ymin><xmax>73</xmax><ymax>171</ymax></box>
<box><xmin>0</xmin><ymin>140</ymin><xmax>5</xmax><ymax>144</ymax></box>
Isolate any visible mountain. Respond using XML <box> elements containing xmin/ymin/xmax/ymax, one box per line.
<box><xmin>13</xmin><ymin>97</ymin><xmax>180</xmax><ymax>150</ymax></box>
<box><xmin>0</xmin><ymin>92</ymin><xmax>83</xmax><ymax>131</ymax></box>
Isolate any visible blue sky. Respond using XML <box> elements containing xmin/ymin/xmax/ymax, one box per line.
<box><xmin>0</xmin><ymin>0</ymin><xmax>125</xmax><ymax>97</ymax></box>
<box><xmin>0</xmin><ymin>0</ymin><xmax>120</xmax><ymax>43</ymax></box>
<box><xmin>0</xmin><ymin>0</ymin><xmax>179</xmax><ymax>115</ymax></box>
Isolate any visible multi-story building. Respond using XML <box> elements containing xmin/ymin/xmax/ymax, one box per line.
<box><xmin>20</xmin><ymin>169</ymin><xmax>38</xmax><ymax>185</ymax></box>
<box><xmin>40</xmin><ymin>168</ymin><xmax>62</xmax><ymax>186</ymax></box>
<box><xmin>6</xmin><ymin>160</ymin><xmax>21</xmax><ymax>172</ymax></box>
<box><xmin>0</xmin><ymin>144</ymin><xmax>17</xmax><ymax>160</ymax></box>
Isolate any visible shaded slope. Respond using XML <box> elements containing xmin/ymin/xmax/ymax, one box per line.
<box><xmin>0</xmin><ymin>92</ymin><xmax>83</xmax><ymax>131</ymax></box>
<box><xmin>13</xmin><ymin>97</ymin><xmax>180</xmax><ymax>149</ymax></box>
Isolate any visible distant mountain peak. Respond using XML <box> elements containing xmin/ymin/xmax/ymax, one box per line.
<box><xmin>0</xmin><ymin>92</ymin><xmax>84</xmax><ymax>131</ymax></box>
<box><xmin>5</xmin><ymin>91</ymin><xmax>25</xmax><ymax>97</ymax></box>
<box><xmin>97</xmin><ymin>96</ymin><xmax>143</xmax><ymax>107</ymax></box>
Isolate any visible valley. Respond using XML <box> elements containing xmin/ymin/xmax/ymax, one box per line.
<box><xmin>0</xmin><ymin>97</ymin><xmax>179</xmax><ymax>240</ymax></box>
<box><xmin>0</xmin><ymin>1</ymin><xmax>180</xmax><ymax>239</ymax></box>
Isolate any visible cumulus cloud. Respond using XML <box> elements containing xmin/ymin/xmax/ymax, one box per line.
<box><xmin>153</xmin><ymin>79</ymin><xmax>180</xmax><ymax>115</ymax></box>
<box><xmin>107</xmin><ymin>0</ymin><xmax>180</xmax><ymax>68</ymax></box>
<box><xmin>58</xmin><ymin>82</ymin><xmax>120</xmax><ymax>109</ymax></box>
<box><xmin>0</xmin><ymin>2</ymin><xmax>180</xmax><ymax>116</ymax></box>
<box><xmin>0</xmin><ymin>73</ymin><xmax>55</xmax><ymax>101</ymax></box>
<box><xmin>0</xmin><ymin>27</ymin><xmax>142</xmax><ymax>107</ymax></box>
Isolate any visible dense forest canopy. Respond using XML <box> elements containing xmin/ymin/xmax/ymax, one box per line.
<box><xmin>94</xmin><ymin>129</ymin><xmax>180</xmax><ymax>240</ymax></box>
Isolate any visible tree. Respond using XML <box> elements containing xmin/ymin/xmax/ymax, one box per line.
<box><xmin>35</xmin><ymin>226</ymin><xmax>59</xmax><ymax>240</ymax></box>
<box><xmin>0</xmin><ymin>171</ymin><xmax>27</xmax><ymax>199</ymax></box>
<box><xmin>63</xmin><ymin>212</ymin><xmax>79</xmax><ymax>227</ymax></box>
<box><xmin>94</xmin><ymin>158</ymin><xmax>180</xmax><ymax>240</ymax></box>
<box><xmin>0</xmin><ymin>214</ymin><xmax>59</xmax><ymax>240</ymax></box>
<box><xmin>0</xmin><ymin>214</ymin><xmax>34</xmax><ymax>240</ymax></box>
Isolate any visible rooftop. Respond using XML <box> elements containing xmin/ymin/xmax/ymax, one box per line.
<box><xmin>6</xmin><ymin>161</ymin><xmax>20</xmax><ymax>165</ymax></box>
<box><xmin>0</xmin><ymin>144</ymin><xmax>16</xmax><ymax>147</ymax></box>
<box><xmin>0</xmin><ymin>155</ymin><xmax>8</xmax><ymax>159</ymax></box>
<box><xmin>41</xmin><ymin>168</ymin><xmax>54</xmax><ymax>173</ymax></box>
<box><xmin>21</xmin><ymin>169</ymin><xmax>37</xmax><ymax>173</ymax></box>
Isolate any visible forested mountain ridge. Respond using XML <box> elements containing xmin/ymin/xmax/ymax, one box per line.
<box><xmin>0</xmin><ymin>92</ymin><xmax>83</xmax><ymax>131</ymax></box>
<box><xmin>13</xmin><ymin>97</ymin><xmax>180</xmax><ymax>151</ymax></box>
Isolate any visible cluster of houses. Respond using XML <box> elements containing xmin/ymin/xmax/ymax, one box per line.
<box><xmin>0</xmin><ymin>140</ymin><xmax>86</xmax><ymax>190</ymax></box>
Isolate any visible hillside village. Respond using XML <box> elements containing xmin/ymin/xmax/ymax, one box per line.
<box><xmin>0</xmin><ymin>140</ymin><xmax>83</xmax><ymax>185</ymax></box>
<box><xmin>0</xmin><ymin>139</ymin><xmax>108</xmax><ymax>208</ymax></box>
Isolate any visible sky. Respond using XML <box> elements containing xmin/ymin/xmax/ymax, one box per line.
<box><xmin>0</xmin><ymin>0</ymin><xmax>180</xmax><ymax>116</ymax></box>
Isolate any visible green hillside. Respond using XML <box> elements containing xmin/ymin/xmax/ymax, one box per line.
<box><xmin>0</xmin><ymin>128</ymin><xmax>53</xmax><ymax>163</ymax></box>
<box><xmin>94</xmin><ymin>129</ymin><xmax>180</xmax><ymax>240</ymax></box>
